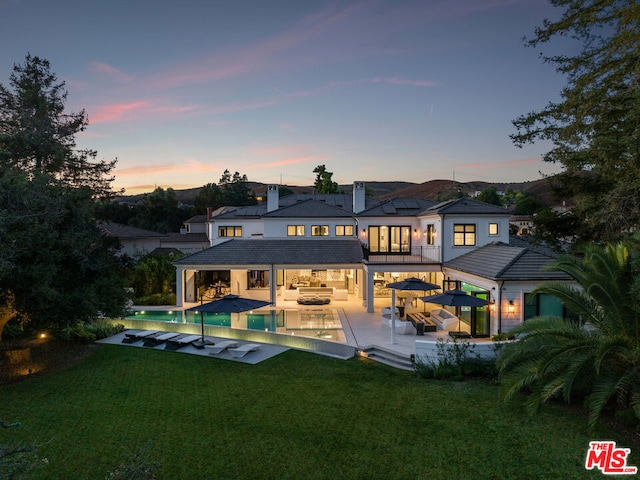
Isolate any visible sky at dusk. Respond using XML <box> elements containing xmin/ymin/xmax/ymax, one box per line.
<box><xmin>0</xmin><ymin>0</ymin><xmax>572</xmax><ymax>194</ymax></box>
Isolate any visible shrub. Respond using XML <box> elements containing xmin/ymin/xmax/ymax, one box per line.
<box><xmin>414</xmin><ymin>338</ymin><xmax>497</xmax><ymax>380</ymax></box>
<box><xmin>132</xmin><ymin>293</ymin><xmax>176</xmax><ymax>306</ymax></box>
<box><xmin>86</xmin><ymin>321</ymin><xmax>125</xmax><ymax>340</ymax></box>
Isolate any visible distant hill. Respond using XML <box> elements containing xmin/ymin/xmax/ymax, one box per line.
<box><xmin>116</xmin><ymin>178</ymin><xmax>570</xmax><ymax>208</ymax></box>
<box><xmin>380</xmin><ymin>177</ymin><xmax>573</xmax><ymax>208</ymax></box>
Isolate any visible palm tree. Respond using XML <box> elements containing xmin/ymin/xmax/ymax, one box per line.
<box><xmin>497</xmin><ymin>240</ymin><xmax>640</xmax><ymax>429</ymax></box>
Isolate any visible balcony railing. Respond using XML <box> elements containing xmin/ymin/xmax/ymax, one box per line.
<box><xmin>362</xmin><ymin>245</ymin><xmax>440</xmax><ymax>264</ymax></box>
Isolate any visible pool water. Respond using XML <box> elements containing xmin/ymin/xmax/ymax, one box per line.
<box><xmin>125</xmin><ymin>308</ymin><xmax>346</xmax><ymax>342</ymax></box>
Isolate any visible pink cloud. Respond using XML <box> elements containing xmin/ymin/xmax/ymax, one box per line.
<box><xmin>89</xmin><ymin>101</ymin><xmax>150</xmax><ymax>123</ymax></box>
<box><xmin>115</xmin><ymin>159</ymin><xmax>220</xmax><ymax>177</ymax></box>
<box><xmin>89</xmin><ymin>62</ymin><xmax>136</xmax><ymax>83</ymax></box>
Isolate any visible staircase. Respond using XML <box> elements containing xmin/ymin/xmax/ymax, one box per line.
<box><xmin>358</xmin><ymin>346</ymin><xmax>414</xmax><ymax>371</ymax></box>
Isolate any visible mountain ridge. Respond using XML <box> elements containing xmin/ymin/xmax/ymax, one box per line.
<box><xmin>117</xmin><ymin>177</ymin><xmax>570</xmax><ymax>208</ymax></box>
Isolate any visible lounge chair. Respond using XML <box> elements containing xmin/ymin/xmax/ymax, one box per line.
<box><xmin>164</xmin><ymin>334</ymin><xmax>202</xmax><ymax>351</ymax></box>
<box><xmin>204</xmin><ymin>340</ymin><xmax>239</xmax><ymax>355</ymax></box>
<box><xmin>122</xmin><ymin>330</ymin><xmax>160</xmax><ymax>344</ymax></box>
<box><xmin>228</xmin><ymin>343</ymin><xmax>261</xmax><ymax>358</ymax></box>
<box><xmin>142</xmin><ymin>332</ymin><xmax>180</xmax><ymax>347</ymax></box>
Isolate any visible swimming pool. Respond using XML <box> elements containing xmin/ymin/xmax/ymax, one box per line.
<box><xmin>125</xmin><ymin>308</ymin><xmax>346</xmax><ymax>342</ymax></box>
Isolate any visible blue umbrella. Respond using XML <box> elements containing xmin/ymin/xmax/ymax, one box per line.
<box><xmin>186</xmin><ymin>294</ymin><xmax>271</xmax><ymax>348</ymax></box>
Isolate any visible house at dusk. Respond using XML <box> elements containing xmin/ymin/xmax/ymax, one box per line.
<box><xmin>173</xmin><ymin>182</ymin><xmax>569</xmax><ymax>338</ymax></box>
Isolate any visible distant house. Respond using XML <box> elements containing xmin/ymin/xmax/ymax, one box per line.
<box><xmin>100</xmin><ymin>221</ymin><xmax>209</xmax><ymax>257</ymax></box>
<box><xmin>509</xmin><ymin>215</ymin><xmax>534</xmax><ymax>236</ymax></box>
<box><xmin>172</xmin><ymin>182</ymin><xmax>573</xmax><ymax>337</ymax></box>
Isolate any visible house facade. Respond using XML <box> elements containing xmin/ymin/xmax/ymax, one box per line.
<box><xmin>173</xmin><ymin>182</ymin><xmax>569</xmax><ymax>337</ymax></box>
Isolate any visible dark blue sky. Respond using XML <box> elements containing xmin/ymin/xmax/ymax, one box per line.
<box><xmin>0</xmin><ymin>0</ymin><xmax>569</xmax><ymax>193</ymax></box>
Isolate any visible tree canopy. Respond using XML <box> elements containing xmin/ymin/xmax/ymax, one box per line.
<box><xmin>218</xmin><ymin>170</ymin><xmax>257</xmax><ymax>206</ymax></box>
<box><xmin>0</xmin><ymin>54</ymin><xmax>116</xmax><ymax>196</ymax></box>
<box><xmin>0</xmin><ymin>55</ymin><xmax>127</xmax><ymax>339</ymax></box>
<box><xmin>313</xmin><ymin>165</ymin><xmax>339</xmax><ymax>194</ymax></box>
<box><xmin>511</xmin><ymin>0</ymin><xmax>640</xmax><ymax>245</ymax></box>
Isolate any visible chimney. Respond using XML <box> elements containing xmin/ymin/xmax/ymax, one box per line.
<box><xmin>267</xmin><ymin>184</ymin><xmax>279</xmax><ymax>212</ymax></box>
<box><xmin>353</xmin><ymin>181</ymin><xmax>365</xmax><ymax>213</ymax></box>
<box><xmin>206</xmin><ymin>207</ymin><xmax>213</xmax><ymax>221</ymax></box>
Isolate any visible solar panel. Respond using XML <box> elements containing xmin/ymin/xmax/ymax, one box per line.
<box><xmin>381</xmin><ymin>205</ymin><xmax>396</xmax><ymax>214</ymax></box>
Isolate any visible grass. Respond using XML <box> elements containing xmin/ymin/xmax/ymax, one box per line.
<box><xmin>1</xmin><ymin>345</ymin><xmax>638</xmax><ymax>479</ymax></box>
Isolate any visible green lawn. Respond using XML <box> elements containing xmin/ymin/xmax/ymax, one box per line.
<box><xmin>1</xmin><ymin>345</ymin><xmax>637</xmax><ymax>479</ymax></box>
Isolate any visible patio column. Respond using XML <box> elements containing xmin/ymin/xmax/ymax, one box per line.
<box><xmin>269</xmin><ymin>265</ymin><xmax>277</xmax><ymax>305</ymax></box>
<box><xmin>366</xmin><ymin>270</ymin><xmax>374</xmax><ymax>313</ymax></box>
<box><xmin>175</xmin><ymin>267</ymin><xmax>184</xmax><ymax>306</ymax></box>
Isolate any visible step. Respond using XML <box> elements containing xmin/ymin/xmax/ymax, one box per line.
<box><xmin>359</xmin><ymin>346</ymin><xmax>414</xmax><ymax>371</ymax></box>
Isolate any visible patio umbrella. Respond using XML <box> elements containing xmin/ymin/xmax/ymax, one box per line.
<box><xmin>419</xmin><ymin>289</ymin><xmax>489</xmax><ymax>336</ymax></box>
<box><xmin>385</xmin><ymin>277</ymin><xmax>440</xmax><ymax>344</ymax></box>
<box><xmin>186</xmin><ymin>294</ymin><xmax>271</xmax><ymax>348</ymax></box>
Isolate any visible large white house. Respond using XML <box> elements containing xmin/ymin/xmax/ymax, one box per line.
<box><xmin>174</xmin><ymin>182</ymin><xmax>569</xmax><ymax>337</ymax></box>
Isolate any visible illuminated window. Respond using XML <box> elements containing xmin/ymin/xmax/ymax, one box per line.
<box><xmin>454</xmin><ymin>224</ymin><xmax>476</xmax><ymax>246</ymax></box>
<box><xmin>489</xmin><ymin>223</ymin><xmax>499</xmax><ymax>235</ymax></box>
<box><xmin>425</xmin><ymin>224</ymin><xmax>435</xmax><ymax>245</ymax></box>
<box><xmin>311</xmin><ymin>225</ymin><xmax>329</xmax><ymax>236</ymax></box>
<box><xmin>335</xmin><ymin>225</ymin><xmax>354</xmax><ymax>236</ymax></box>
<box><xmin>218</xmin><ymin>226</ymin><xmax>242</xmax><ymax>237</ymax></box>
<box><xmin>368</xmin><ymin>226</ymin><xmax>411</xmax><ymax>253</ymax></box>
<box><xmin>287</xmin><ymin>225</ymin><xmax>305</xmax><ymax>236</ymax></box>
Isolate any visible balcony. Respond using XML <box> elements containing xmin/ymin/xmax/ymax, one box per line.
<box><xmin>362</xmin><ymin>245</ymin><xmax>440</xmax><ymax>264</ymax></box>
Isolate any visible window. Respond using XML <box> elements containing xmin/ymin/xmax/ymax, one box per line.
<box><xmin>368</xmin><ymin>226</ymin><xmax>411</xmax><ymax>253</ymax></box>
<box><xmin>335</xmin><ymin>225</ymin><xmax>354</xmax><ymax>236</ymax></box>
<box><xmin>311</xmin><ymin>225</ymin><xmax>329</xmax><ymax>236</ymax></box>
<box><xmin>425</xmin><ymin>224</ymin><xmax>435</xmax><ymax>245</ymax></box>
<box><xmin>524</xmin><ymin>293</ymin><xmax>578</xmax><ymax>322</ymax></box>
<box><xmin>218</xmin><ymin>226</ymin><xmax>242</xmax><ymax>237</ymax></box>
<box><xmin>287</xmin><ymin>225</ymin><xmax>305</xmax><ymax>236</ymax></box>
<box><xmin>247</xmin><ymin>270</ymin><xmax>269</xmax><ymax>289</ymax></box>
<box><xmin>489</xmin><ymin>223</ymin><xmax>499</xmax><ymax>235</ymax></box>
<box><xmin>453</xmin><ymin>224</ymin><xmax>476</xmax><ymax>246</ymax></box>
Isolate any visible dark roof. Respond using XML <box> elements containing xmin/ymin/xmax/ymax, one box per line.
<box><xmin>263</xmin><ymin>199</ymin><xmax>354</xmax><ymax>218</ymax></box>
<box><xmin>423</xmin><ymin>198</ymin><xmax>510</xmax><ymax>216</ymax></box>
<box><xmin>213</xmin><ymin>193</ymin><xmax>380</xmax><ymax>219</ymax></box>
<box><xmin>444</xmin><ymin>241</ymin><xmax>570</xmax><ymax>281</ymax></box>
<box><xmin>357</xmin><ymin>197</ymin><xmax>436</xmax><ymax>217</ymax></box>
<box><xmin>173</xmin><ymin>239</ymin><xmax>364</xmax><ymax>266</ymax></box>
<box><xmin>98</xmin><ymin>221</ymin><xmax>166</xmax><ymax>239</ymax></box>
<box><xmin>183</xmin><ymin>215</ymin><xmax>207</xmax><ymax>224</ymax></box>
<box><xmin>163</xmin><ymin>232</ymin><xmax>210</xmax><ymax>243</ymax></box>
<box><xmin>279</xmin><ymin>193</ymin><xmax>379</xmax><ymax>211</ymax></box>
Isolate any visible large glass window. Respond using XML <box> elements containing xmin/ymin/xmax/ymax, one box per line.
<box><xmin>368</xmin><ymin>226</ymin><xmax>411</xmax><ymax>253</ymax></box>
<box><xmin>311</xmin><ymin>225</ymin><xmax>329</xmax><ymax>236</ymax></box>
<box><xmin>218</xmin><ymin>226</ymin><xmax>242</xmax><ymax>237</ymax></box>
<box><xmin>335</xmin><ymin>225</ymin><xmax>354</xmax><ymax>236</ymax></box>
<box><xmin>287</xmin><ymin>225</ymin><xmax>305</xmax><ymax>236</ymax></box>
<box><xmin>454</xmin><ymin>224</ymin><xmax>476</xmax><ymax>246</ymax></box>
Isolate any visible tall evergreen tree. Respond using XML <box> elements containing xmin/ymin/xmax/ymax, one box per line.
<box><xmin>0</xmin><ymin>54</ymin><xmax>116</xmax><ymax>195</ymax></box>
<box><xmin>511</xmin><ymin>0</ymin><xmax>640</xmax><ymax>245</ymax></box>
<box><xmin>0</xmin><ymin>55</ymin><xmax>126</xmax><ymax>338</ymax></box>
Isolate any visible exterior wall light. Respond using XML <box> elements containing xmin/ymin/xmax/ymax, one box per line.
<box><xmin>508</xmin><ymin>300</ymin><xmax>515</xmax><ymax>314</ymax></box>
